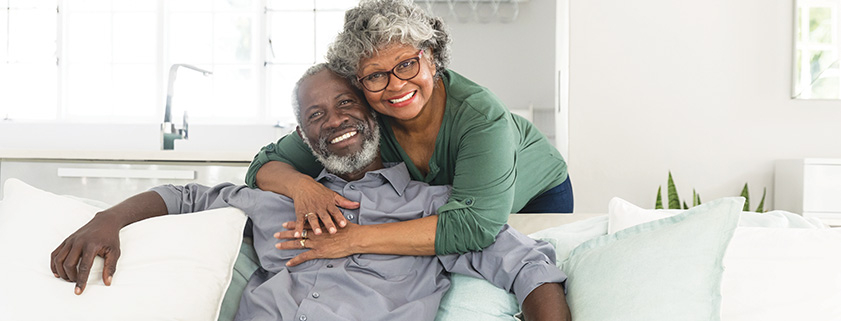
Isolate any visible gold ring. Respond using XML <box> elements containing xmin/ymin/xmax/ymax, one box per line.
<box><xmin>301</xmin><ymin>229</ymin><xmax>307</xmax><ymax>239</ymax></box>
<box><xmin>304</xmin><ymin>213</ymin><xmax>315</xmax><ymax>220</ymax></box>
<box><xmin>299</xmin><ymin>239</ymin><xmax>306</xmax><ymax>248</ymax></box>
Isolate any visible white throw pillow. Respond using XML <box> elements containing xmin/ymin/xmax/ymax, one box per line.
<box><xmin>0</xmin><ymin>178</ymin><xmax>247</xmax><ymax>321</ymax></box>
<box><xmin>608</xmin><ymin>197</ymin><xmax>826</xmax><ymax>234</ymax></box>
<box><xmin>607</xmin><ymin>197</ymin><xmax>680</xmax><ymax>234</ymax></box>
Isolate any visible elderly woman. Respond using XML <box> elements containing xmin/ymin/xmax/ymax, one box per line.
<box><xmin>246</xmin><ymin>0</ymin><xmax>571</xmax><ymax>257</ymax></box>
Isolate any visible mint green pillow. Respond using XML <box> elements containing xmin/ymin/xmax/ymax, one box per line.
<box><xmin>218</xmin><ymin>238</ymin><xmax>260</xmax><ymax>321</ymax></box>
<box><xmin>529</xmin><ymin>215</ymin><xmax>609</xmax><ymax>267</ymax></box>
<box><xmin>434</xmin><ymin>274</ymin><xmax>520</xmax><ymax>321</ymax></box>
<box><xmin>562</xmin><ymin>197</ymin><xmax>743</xmax><ymax>321</ymax></box>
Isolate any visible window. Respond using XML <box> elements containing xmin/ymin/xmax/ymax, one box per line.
<box><xmin>0</xmin><ymin>0</ymin><xmax>357</xmax><ymax>124</ymax></box>
<box><xmin>794</xmin><ymin>0</ymin><xmax>840</xmax><ymax>99</ymax></box>
<box><xmin>63</xmin><ymin>1</ymin><xmax>158</xmax><ymax>121</ymax></box>
<box><xmin>0</xmin><ymin>1</ymin><xmax>57</xmax><ymax>120</ymax></box>
<box><xmin>266</xmin><ymin>0</ymin><xmax>353</xmax><ymax>126</ymax></box>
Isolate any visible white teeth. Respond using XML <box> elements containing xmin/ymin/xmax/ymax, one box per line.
<box><xmin>330</xmin><ymin>131</ymin><xmax>357</xmax><ymax>144</ymax></box>
<box><xmin>389</xmin><ymin>91</ymin><xmax>415</xmax><ymax>104</ymax></box>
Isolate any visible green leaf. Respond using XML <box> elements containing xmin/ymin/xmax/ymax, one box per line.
<box><xmin>667</xmin><ymin>171</ymin><xmax>681</xmax><ymax>209</ymax></box>
<box><xmin>694</xmin><ymin>190</ymin><xmax>701</xmax><ymax>207</ymax></box>
<box><xmin>755</xmin><ymin>187</ymin><xmax>766</xmax><ymax>213</ymax></box>
<box><xmin>655</xmin><ymin>186</ymin><xmax>663</xmax><ymax>209</ymax></box>
<box><xmin>682</xmin><ymin>201</ymin><xmax>689</xmax><ymax>210</ymax></box>
<box><xmin>740</xmin><ymin>183</ymin><xmax>750</xmax><ymax>211</ymax></box>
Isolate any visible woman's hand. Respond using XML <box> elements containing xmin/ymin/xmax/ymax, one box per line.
<box><xmin>254</xmin><ymin>161</ymin><xmax>358</xmax><ymax>237</ymax></box>
<box><xmin>289</xmin><ymin>178</ymin><xmax>359</xmax><ymax>237</ymax></box>
<box><xmin>274</xmin><ymin>220</ymin><xmax>362</xmax><ymax>266</ymax></box>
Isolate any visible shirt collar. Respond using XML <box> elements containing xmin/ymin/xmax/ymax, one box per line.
<box><xmin>315</xmin><ymin>162</ymin><xmax>411</xmax><ymax>196</ymax></box>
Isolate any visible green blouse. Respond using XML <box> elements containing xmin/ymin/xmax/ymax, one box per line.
<box><xmin>245</xmin><ymin>70</ymin><xmax>568</xmax><ymax>255</ymax></box>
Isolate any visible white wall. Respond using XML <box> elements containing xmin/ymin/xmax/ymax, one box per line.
<box><xmin>569</xmin><ymin>0</ymin><xmax>841</xmax><ymax>212</ymax></box>
<box><xmin>434</xmin><ymin>1</ymin><xmax>558</xmax><ymax>140</ymax></box>
<box><xmin>443</xmin><ymin>0</ymin><xmax>841</xmax><ymax>213</ymax></box>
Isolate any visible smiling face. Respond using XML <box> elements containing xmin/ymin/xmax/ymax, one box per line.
<box><xmin>296</xmin><ymin>69</ymin><xmax>381</xmax><ymax>176</ymax></box>
<box><xmin>356</xmin><ymin>43</ymin><xmax>438</xmax><ymax>121</ymax></box>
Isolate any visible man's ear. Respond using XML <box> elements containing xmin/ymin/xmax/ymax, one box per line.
<box><xmin>295</xmin><ymin>126</ymin><xmax>303</xmax><ymax>138</ymax></box>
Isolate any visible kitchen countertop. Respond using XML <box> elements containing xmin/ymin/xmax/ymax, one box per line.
<box><xmin>0</xmin><ymin>150</ymin><xmax>255</xmax><ymax>163</ymax></box>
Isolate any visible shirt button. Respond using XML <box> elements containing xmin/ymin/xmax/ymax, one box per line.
<box><xmin>299</xmin><ymin>315</ymin><xmax>307</xmax><ymax>321</ymax></box>
<box><xmin>465</xmin><ymin>199</ymin><xmax>473</xmax><ymax>205</ymax></box>
<box><xmin>326</xmin><ymin>264</ymin><xmax>334</xmax><ymax>268</ymax></box>
<box><xmin>347</xmin><ymin>214</ymin><xmax>355</xmax><ymax>220</ymax></box>
<box><xmin>312</xmin><ymin>292</ymin><xmax>320</xmax><ymax>298</ymax></box>
<box><xmin>349</xmin><ymin>184</ymin><xmax>356</xmax><ymax>190</ymax></box>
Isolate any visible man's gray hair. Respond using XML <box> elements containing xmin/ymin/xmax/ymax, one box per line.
<box><xmin>291</xmin><ymin>63</ymin><xmax>330</xmax><ymax>125</ymax></box>
<box><xmin>326</xmin><ymin>0</ymin><xmax>451</xmax><ymax>85</ymax></box>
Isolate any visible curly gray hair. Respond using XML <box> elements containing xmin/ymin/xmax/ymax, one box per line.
<box><xmin>326</xmin><ymin>0</ymin><xmax>451</xmax><ymax>85</ymax></box>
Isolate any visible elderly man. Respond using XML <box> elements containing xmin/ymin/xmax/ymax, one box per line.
<box><xmin>50</xmin><ymin>64</ymin><xmax>570</xmax><ymax>321</ymax></box>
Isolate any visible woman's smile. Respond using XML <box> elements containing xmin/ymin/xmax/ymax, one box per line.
<box><xmin>387</xmin><ymin>90</ymin><xmax>417</xmax><ymax>107</ymax></box>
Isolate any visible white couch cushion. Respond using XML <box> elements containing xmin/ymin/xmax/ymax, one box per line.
<box><xmin>0</xmin><ymin>178</ymin><xmax>247</xmax><ymax>321</ymax></box>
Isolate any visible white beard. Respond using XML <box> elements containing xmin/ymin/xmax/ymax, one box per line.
<box><xmin>301</xmin><ymin>115</ymin><xmax>380</xmax><ymax>176</ymax></box>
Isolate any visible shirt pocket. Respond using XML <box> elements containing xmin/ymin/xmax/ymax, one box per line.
<box><xmin>346</xmin><ymin>254</ymin><xmax>423</xmax><ymax>280</ymax></box>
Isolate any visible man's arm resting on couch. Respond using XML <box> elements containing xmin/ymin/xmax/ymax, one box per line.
<box><xmin>50</xmin><ymin>191</ymin><xmax>168</xmax><ymax>295</ymax></box>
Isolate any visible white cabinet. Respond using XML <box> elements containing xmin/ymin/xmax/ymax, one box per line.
<box><xmin>0</xmin><ymin>160</ymin><xmax>249</xmax><ymax>206</ymax></box>
<box><xmin>775</xmin><ymin>159</ymin><xmax>841</xmax><ymax>226</ymax></box>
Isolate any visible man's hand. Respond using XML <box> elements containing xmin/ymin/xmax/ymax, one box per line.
<box><xmin>50</xmin><ymin>213</ymin><xmax>122</xmax><ymax>295</ymax></box>
<box><xmin>274</xmin><ymin>221</ymin><xmax>361</xmax><ymax>266</ymax></box>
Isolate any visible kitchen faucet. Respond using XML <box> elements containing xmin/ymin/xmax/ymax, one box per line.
<box><xmin>161</xmin><ymin>64</ymin><xmax>213</xmax><ymax>150</ymax></box>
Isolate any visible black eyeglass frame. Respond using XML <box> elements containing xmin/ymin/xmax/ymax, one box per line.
<box><xmin>356</xmin><ymin>50</ymin><xmax>424</xmax><ymax>92</ymax></box>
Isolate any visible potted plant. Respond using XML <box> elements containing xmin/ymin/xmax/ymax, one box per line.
<box><xmin>654</xmin><ymin>171</ymin><xmax>766</xmax><ymax>212</ymax></box>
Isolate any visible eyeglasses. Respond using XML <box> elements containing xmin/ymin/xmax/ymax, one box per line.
<box><xmin>357</xmin><ymin>50</ymin><xmax>424</xmax><ymax>92</ymax></box>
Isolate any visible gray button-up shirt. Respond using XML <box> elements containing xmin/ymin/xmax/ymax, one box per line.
<box><xmin>152</xmin><ymin>163</ymin><xmax>566</xmax><ymax>321</ymax></box>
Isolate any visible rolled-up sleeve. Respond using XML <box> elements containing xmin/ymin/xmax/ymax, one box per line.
<box><xmin>245</xmin><ymin>132</ymin><xmax>324</xmax><ymax>188</ymax></box>
<box><xmin>434</xmin><ymin>108</ymin><xmax>517</xmax><ymax>254</ymax></box>
<box><xmin>150</xmin><ymin>183</ymin><xmax>258</xmax><ymax>215</ymax></box>
<box><xmin>438</xmin><ymin>225</ymin><xmax>567</xmax><ymax>305</ymax></box>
